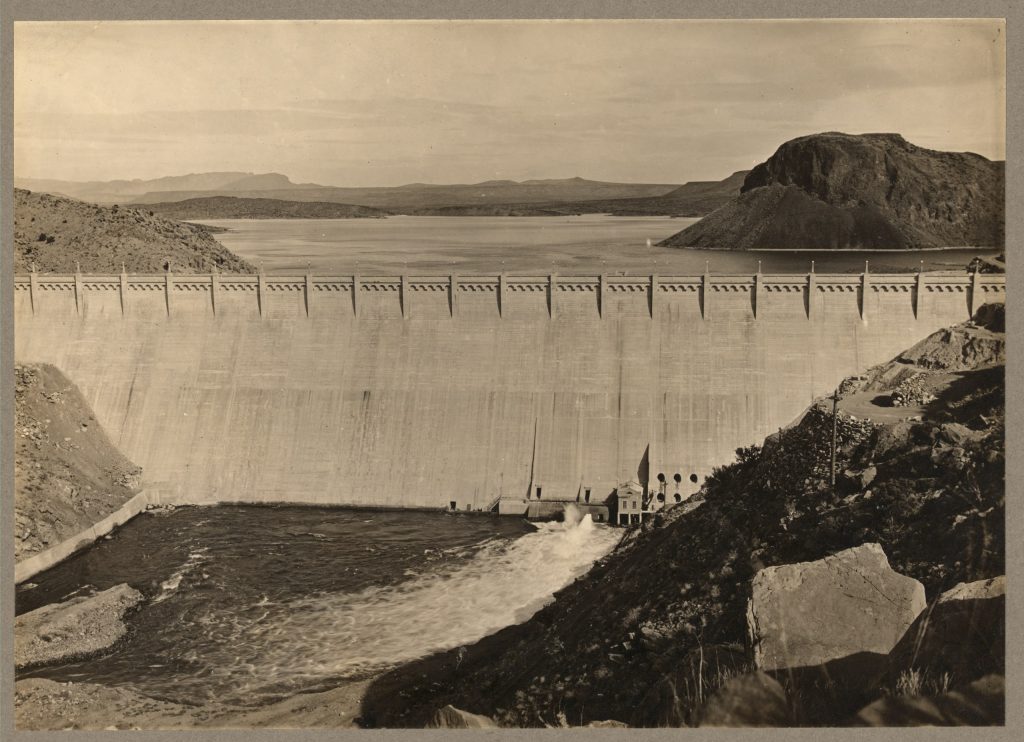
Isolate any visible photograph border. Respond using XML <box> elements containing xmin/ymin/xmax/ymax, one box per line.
<box><xmin>1</xmin><ymin>2</ymin><xmax>1019</xmax><ymax>741</ymax></box>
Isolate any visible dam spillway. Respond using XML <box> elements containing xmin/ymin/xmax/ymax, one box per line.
<box><xmin>13</xmin><ymin>270</ymin><xmax>1004</xmax><ymax>510</ymax></box>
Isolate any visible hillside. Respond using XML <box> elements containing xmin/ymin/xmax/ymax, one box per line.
<box><xmin>660</xmin><ymin>133</ymin><xmax>1004</xmax><ymax>250</ymax></box>
<box><xmin>145</xmin><ymin>196</ymin><xmax>392</xmax><ymax>220</ymax></box>
<box><xmin>361</xmin><ymin>306</ymin><xmax>1005</xmax><ymax>727</ymax></box>
<box><xmin>13</xmin><ymin>189</ymin><xmax>254</xmax><ymax>274</ymax></box>
<box><xmin>14</xmin><ymin>365</ymin><xmax>143</xmax><ymax>562</ymax></box>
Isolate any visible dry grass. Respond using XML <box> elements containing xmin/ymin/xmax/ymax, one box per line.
<box><xmin>894</xmin><ymin>668</ymin><xmax>952</xmax><ymax>698</ymax></box>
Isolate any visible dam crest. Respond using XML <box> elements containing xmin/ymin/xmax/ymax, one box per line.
<box><xmin>15</xmin><ymin>270</ymin><xmax>1004</xmax><ymax>511</ymax></box>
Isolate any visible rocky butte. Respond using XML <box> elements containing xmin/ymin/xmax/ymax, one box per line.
<box><xmin>660</xmin><ymin>132</ymin><xmax>1005</xmax><ymax>250</ymax></box>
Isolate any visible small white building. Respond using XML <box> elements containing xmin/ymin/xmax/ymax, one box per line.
<box><xmin>614</xmin><ymin>480</ymin><xmax>654</xmax><ymax>526</ymax></box>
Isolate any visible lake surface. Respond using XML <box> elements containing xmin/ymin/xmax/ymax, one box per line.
<box><xmin>202</xmin><ymin>215</ymin><xmax>996</xmax><ymax>275</ymax></box>
<box><xmin>17</xmin><ymin>505</ymin><xmax>619</xmax><ymax>707</ymax></box>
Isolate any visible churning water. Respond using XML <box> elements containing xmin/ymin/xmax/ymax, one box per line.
<box><xmin>17</xmin><ymin>505</ymin><xmax>620</xmax><ymax>707</ymax></box>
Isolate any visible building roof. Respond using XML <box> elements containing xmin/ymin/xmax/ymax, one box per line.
<box><xmin>616</xmin><ymin>481</ymin><xmax>644</xmax><ymax>496</ymax></box>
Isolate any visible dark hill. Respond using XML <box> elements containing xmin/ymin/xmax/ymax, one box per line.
<box><xmin>13</xmin><ymin>189</ymin><xmax>254</xmax><ymax>274</ymax></box>
<box><xmin>145</xmin><ymin>196</ymin><xmax>392</xmax><ymax>220</ymax></box>
<box><xmin>660</xmin><ymin>133</ymin><xmax>1004</xmax><ymax>250</ymax></box>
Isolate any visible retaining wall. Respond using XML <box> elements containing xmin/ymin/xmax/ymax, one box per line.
<box><xmin>14</xmin><ymin>491</ymin><xmax>154</xmax><ymax>583</ymax></box>
<box><xmin>14</xmin><ymin>271</ymin><xmax>1004</xmax><ymax>510</ymax></box>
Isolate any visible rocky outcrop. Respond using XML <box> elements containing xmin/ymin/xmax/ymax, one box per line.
<box><xmin>747</xmin><ymin>543</ymin><xmax>926</xmax><ymax>671</ymax></box>
<box><xmin>15</xmin><ymin>584</ymin><xmax>143</xmax><ymax>670</ymax></box>
<box><xmin>14</xmin><ymin>188</ymin><xmax>254</xmax><ymax>273</ymax></box>
<box><xmin>886</xmin><ymin>576</ymin><xmax>1005</xmax><ymax>688</ymax></box>
<box><xmin>852</xmin><ymin>674</ymin><xmax>1004</xmax><ymax>726</ymax></box>
<box><xmin>660</xmin><ymin>132</ymin><xmax>1004</xmax><ymax>250</ymax></box>
<box><xmin>426</xmin><ymin>705</ymin><xmax>499</xmax><ymax>728</ymax></box>
<box><xmin>697</xmin><ymin>672</ymin><xmax>792</xmax><ymax>727</ymax></box>
<box><xmin>15</xmin><ymin>364</ymin><xmax>142</xmax><ymax>562</ymax></box>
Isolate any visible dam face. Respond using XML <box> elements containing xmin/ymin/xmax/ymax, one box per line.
<box><xmin>14</xmin><ymin>271</ymin><xmax>1003</xmax><ymax>509</ymax></box>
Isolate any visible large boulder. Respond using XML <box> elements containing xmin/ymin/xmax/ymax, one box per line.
<box><xmin>425</xmin><ymin>705</ymin><xmax>498</xmax><ymax>729</ymax></box>
<box><xmin>697</xmin><ymin>672</ymin><xmax>792</xmax><ymax>727</ymax></box>
<box><xmin>15</xmin><ymin>584</ymin><xmax>144</xmax><ymax>670</ymax></box>
<box><xmin>851</xmin><ymin>674</ymin><xmax>1004</xmax><ymax>726</ymax></box>
<box><xmin>747</xmin><ymin>543</ymin><xmax>925</xmax><ymax>671</ymax></box>
<box><xmin>886</xmin><ymin>576</ymin><xmax>1004</xmax><ymax>687</ymax></box>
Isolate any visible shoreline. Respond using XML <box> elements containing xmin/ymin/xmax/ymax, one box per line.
<box><xmin>676</xmin><ymin>245</ymin><xmax>1003</xmax><ymax>253</ymax></box>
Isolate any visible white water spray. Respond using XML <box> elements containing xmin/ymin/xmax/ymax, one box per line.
<box><xmin>181</xmin><ymin>513</ymin><xmax>620</xmax><ymax>703</ymax></box>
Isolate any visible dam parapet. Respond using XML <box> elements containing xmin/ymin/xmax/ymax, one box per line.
<box><xmin>13</xmin><ymin>268</ymin><xmax>1003</xmax><ymax>321</ymax></box>
<box><xmin>14</xmin><ymin>269</ymin><xmax>1004</xmax><ymax>511</ymax></box>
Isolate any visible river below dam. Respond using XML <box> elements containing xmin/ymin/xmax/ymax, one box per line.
<box><xmin>16</xmin><ymin>505</ymin><xmax>621</xmax><ymax>708</ymax></box>
<box><xmin>200</xmin><ymin>215</ymin><xmax>998</xmax><ymax>274</ymax></box>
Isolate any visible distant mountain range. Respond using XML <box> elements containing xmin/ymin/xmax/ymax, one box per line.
<box><xmin>127</xmin><ymin>176</ymin><xmax>683</xmax><ymax>211</ymax></box>
<box><xmin>660</xmin><ymin>133</ymin><xmax>1005</xmax><ymax>250</ymax></box>
<box><xmin>14</xmin><ymin>172</ymin><xmax>322</xmax><ymax>205</ymax></box>
<box><xmin>15</xmin><ymin>172</ymin><xmax>745</xmax><ymax>217</ymax></box>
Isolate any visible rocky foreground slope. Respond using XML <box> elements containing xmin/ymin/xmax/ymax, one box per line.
<box><xmin>14</xmin><ymin>364</ymin><xmax>143</xmax><ymax>561</ymax></box>
<box><xmin>361</xmin><ymin>304</ymin><xmax>1005</xmax><ymax>727</ymax></box>
<box><xmin>14</xmin><ymin>188</ymin><xmax>255</xmax><ymax>273</ymax></box>
<box><xmin>660</xmin><ymin>132</ymin><xmax>1004</xmax><ymax>250</ymax></box>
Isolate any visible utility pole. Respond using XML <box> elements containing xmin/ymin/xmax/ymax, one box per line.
<box><xmin>830</xmin><ymin>390</ymin><xmax>839</xmax><ymax>492</ymax></box>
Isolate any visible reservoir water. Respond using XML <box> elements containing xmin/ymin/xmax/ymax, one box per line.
<box><xmin>201</xmin><ymin>215</ymin><xmax>997</xmax><ymax>275</ymax></box>
<box><xmin>17</xmin><ymin>505</ymin><xmax>620</xmax><ymax>707</ymax></box>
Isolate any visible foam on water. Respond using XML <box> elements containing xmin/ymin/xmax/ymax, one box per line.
<box><xmin>152</xmin><ymin>548</ymin><xmax>209</xmax><ymax>604</ymax></box>
<box><xmin>177</xmin><ymin>510</ymin><xmax>619</xmax><ymax>704</ymax></box>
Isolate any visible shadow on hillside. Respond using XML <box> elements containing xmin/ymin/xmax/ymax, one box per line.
<box><xmin>922</xmin><ymin>366</ymin><xmax>1004</xmax><ymax>425</ymax></box>
<box><xmin>358</xmin><ymin>620</ymin><xmax>537</xmax><ymax>728</ymax></box>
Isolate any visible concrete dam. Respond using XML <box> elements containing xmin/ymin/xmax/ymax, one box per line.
<box><xmin>14</xmin><ymin>269</ymin><xmax>1004</xmax><ymax>511</ymax></box>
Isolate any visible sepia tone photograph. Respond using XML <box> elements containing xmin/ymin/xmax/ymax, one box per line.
<box><xmin>4</xmin><ymin>5</ymin><xmax>1011</xmax><ymax>733</ymax></box>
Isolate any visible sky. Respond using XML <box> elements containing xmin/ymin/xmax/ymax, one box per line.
<box><xmin>14</xmin><ymin>19</ymin><xmax>1006</xmax><ymax>187</ymax></box>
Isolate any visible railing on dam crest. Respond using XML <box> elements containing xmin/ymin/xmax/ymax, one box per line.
<box><xmin>13</xmin><ymin>266</ymin><xmax>1005</xmax><ymax>320</ymax></box>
